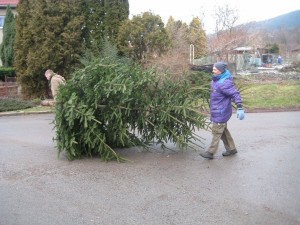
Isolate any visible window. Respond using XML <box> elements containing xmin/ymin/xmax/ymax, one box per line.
<box><xmin>0</xmin><ymin>16</ymin><xmax>5</xmax><ymax>28</ymax></box>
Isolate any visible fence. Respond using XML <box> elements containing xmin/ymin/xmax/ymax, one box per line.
<box><xmin>0</xmin><ymin>76</ymin><xmax>18</xmax><ymax>98</ymax></box>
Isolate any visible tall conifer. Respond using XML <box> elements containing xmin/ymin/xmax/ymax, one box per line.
<box><xmin>0</xmin><ymin>6</ymin><xmax>16</xmax><ymax>67</ymax></box>
<box><xmin>189</xmin><ymin>17</ymin><xmax>207</xmax><ymax>58</ymax></box>
<box><xmin>14</xmin><ymin>0</ymin><xmax>130</xmax><ymax>99</ymax></box>
<box><xmin>14</xmin><ymin>0</ymin><xmax>84</xmax><ymax>98</ymax></box>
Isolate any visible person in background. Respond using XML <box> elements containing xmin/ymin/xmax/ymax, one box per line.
<box><xmin>44</xmin><ymin>69</ymin><xmax>66</xmax><ymax>102</ymax></box>
<box><xmin>200</xmin><ymin>62</ymin><xmax>245</xmax><ymax>160</ymax></box>
<box><xmin>277</xmin><ymin>55</ymin><xmax>282</xmax><ymax>65</ymax></box>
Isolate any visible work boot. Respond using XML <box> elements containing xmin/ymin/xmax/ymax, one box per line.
<box><xmin>200</xmin><ymin>151</ymin><xmax>214</xmax><ymax>159</ymax></box>
<box><xmin>222</xmin><ymin>149</ymin><xmax>237</xmax><ymax>156</ymax></box>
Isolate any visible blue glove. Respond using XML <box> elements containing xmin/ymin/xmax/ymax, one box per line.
<box><xmin>237</xmin><ymin>108</ymin><xmax>245</xmax><ymax>120</ymax></box>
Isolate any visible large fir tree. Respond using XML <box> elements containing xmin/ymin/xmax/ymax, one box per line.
<box><xmin>0</xmin><ymin>6</ymin><xmax>16</xmax><ymax>67</ymax></box>
<box><xmin>54</xmin><ymin>54</ymin><xmax>210</xmax><ymax>161</ymax></box>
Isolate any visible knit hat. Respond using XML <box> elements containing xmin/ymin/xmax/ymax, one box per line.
<box><xmin>214</xmin><ymin>62</ymin><xmax>227</xmax><ymax>73</ymax></box>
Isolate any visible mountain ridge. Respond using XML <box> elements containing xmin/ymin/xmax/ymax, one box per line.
<box><xmin>247</xmin><ymin>9</ymin><xmax>300</xmax><ymax>30</ymax></box>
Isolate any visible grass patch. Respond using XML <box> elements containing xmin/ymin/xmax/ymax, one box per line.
<box><xmin>0</xmin><ymin>98</ymin><xmax>36</xmax><ymax>112</ymax></box>
<box><xmin>242</xmin><ymin>83</ymin><xmax>300</xmax><ymax>109</ymax></box>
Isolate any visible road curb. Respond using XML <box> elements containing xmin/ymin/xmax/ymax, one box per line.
<box><xmin>0</xmin><ymin>110</ymin><xmax>54</xmax><ymax>117</ymax></box>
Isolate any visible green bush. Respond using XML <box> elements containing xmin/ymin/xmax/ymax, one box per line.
<box><xmin>0</xmin><ymin>67</ymin><xmax>16</xmax><ymax>81</ymax></box>
<box><xmin>0</xmin><ymin>98</ymin><xmax>35</xmax><ymax>112</ymax></box>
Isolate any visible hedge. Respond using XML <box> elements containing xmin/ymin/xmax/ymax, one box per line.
<box><xmin>0</xmin><ymin>67</ymin><xmax>16</xmax><ymax>81</ymax></box>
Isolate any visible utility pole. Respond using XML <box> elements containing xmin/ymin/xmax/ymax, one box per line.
<box><xmin>189</xmin><ymin>44</ymin><xmax>194</xmax><ymax>65</ymax></box>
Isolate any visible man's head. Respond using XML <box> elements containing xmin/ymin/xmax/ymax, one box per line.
<box><xmin>213</xmin><ymin>62</ymin><xmax>227</xmax><ymax>75</ymax></box>
<box><xmin>44</xmin><ymin>69</ymin><xmax>54</xmax><ymax>80</ymax></box>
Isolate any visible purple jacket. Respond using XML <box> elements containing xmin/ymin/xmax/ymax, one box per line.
<box><xmin>210</xmin><ymin>70</ymin><xmax>242</xmax><ymax>123</ymax></box>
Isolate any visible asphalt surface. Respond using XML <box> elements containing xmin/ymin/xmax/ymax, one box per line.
<box><xmin>1</xmin><ymin>112</ymin><xmax>300</xmax><ymax>225</ymax></box>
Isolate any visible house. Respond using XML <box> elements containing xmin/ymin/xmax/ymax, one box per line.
<box><xmin>291</xmin><ymin>46</ymin><xmax>300</xmax><ymax>62</ymax></box>
<box><xmin>0</xmin><ymin>0</ymin><xmax>19</xmax><ymax>44</ymax></box>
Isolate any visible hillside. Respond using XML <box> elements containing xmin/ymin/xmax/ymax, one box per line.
<box><xmin>248</xmin><ymin>10</ymin><xmax>300</xmax><ymax>30</ymax></box>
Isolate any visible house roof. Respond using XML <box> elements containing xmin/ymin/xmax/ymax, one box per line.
<box><xmin>0</xmin><ymin>0</ymin><xmax>19</xmax><ymax>6</ymax></box>
<box><xmin>233</xmin><ymin>47</ymin><xmax>253</xmax><ymax>51</ymax></box>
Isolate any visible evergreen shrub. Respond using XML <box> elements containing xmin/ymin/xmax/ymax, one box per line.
<box><xmin>0</xmin><ymin>98</ymin><xmax>34</xmax><ymax>112</ymax></box>
<box><xmin>0</xmin><ymin>67</ymin><xmax>16</xmax><ymax>81</ymax></box>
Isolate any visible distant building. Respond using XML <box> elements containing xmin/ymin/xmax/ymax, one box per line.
<box><xmin>291</xmin><ymin>46</ymin><xmax>300</xmax><ymax>63</ymax></box>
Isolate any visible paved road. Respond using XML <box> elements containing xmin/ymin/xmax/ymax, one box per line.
<box><xmin>1</xmin><ymin>112</ymin><xmax>300</xmax><ymax>225</ymax></box>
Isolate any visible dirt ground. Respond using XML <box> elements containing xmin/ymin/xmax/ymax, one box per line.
<box><xmin>1</xmin><ymin>112</ymin><xmax>300</xmax><ymax>225</ymax></box>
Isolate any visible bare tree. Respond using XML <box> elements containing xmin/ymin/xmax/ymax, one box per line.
<box><xmin>146</xmin><ymin>18</ymin><xmax>191</xmax><ymax>79</ymax></box>
<box><xmin>214</xmin><ymin>4</ymin><xmax>238</xmax><ymax>35</ymax></box>
<box><xmin>207</xmin><ymin>4</ymin><xmax>256</xmax><ymax>64</ymax></box>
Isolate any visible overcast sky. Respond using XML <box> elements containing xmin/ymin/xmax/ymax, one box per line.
<box><xmin>129</xmin><ymin>0</ymin><xmax>300</xmax><ymax>33</ymax></box>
